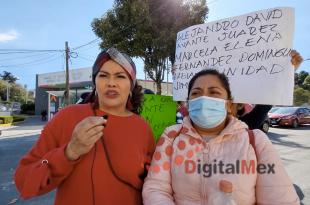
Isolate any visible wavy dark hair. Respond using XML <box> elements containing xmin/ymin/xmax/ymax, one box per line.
<box><xmin>84</xmin><ymin>51</ymin><xmax>144</xmax><ymax>114</ymax></box>
<box><xmin>187</xmin><ymin>69</ymin><xmax>232</xmax><ymax>100</ymax></box>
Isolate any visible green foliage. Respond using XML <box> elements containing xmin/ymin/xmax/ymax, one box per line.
<box><xmin>0</xmin><ymin>80</ymin><xmax>7</xmax><ymax>101</ymax></box>
<box><xmin>21</xmin><ymin>102</ymin><xmax>35</xmax><ymax>115</ymax></box>
<box><xmin>13</xmin><ymin>115</ymin><xmax>26</xmax><ymax>122</ymax></box>
<box><xmin>0</xmin><ymin>71</ymin><xmax>18</xmax><ymax>83</ymax></box>
<box><xmin>10</xmin><ymin>84</ymin><xmax>27</xmax><ymax>103</ymax></box>
<box><xmin>27</xmin><ymin>90</ymin><xmax>35</xmax><ymax>103</ymax></box>
<box><xmin>0</xmin><ymin>79</ymin><xmax>27</xmax><ymax>103</ymax></box>
<box><xmin>0</xmin><ymin>116</ymin><xmax>13</xmax><ymax>124</ymax></box>
<box><xmin>294</xmin><ymin>71</ymin><xmax>309</xmax><ymax>88</ymax></box>
<box><xmin>294</xmin><ymin>86</ymin><xmax>310</xmax><ymax>106</ymax></box>
<box><xmin>302</xmin><ymin>75</ymin><xmax>310</xmax><ymax>91</ymax></box>
<box><xmin>92</xmin><ymin>0</ymin><xmax>208</xmax><ymax>94</ymax></box>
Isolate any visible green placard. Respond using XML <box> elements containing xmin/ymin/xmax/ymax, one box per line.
<box><xmin>141</xmin><ymin>94</ymin><xmax>177</xmax><ymax>141</ymax></box>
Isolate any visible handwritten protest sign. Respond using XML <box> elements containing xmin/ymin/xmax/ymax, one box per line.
<box><xmin>141</xmin><ymin>94</ymin><xmax>177</xmax><ymax>140</ymax></box>
<box><xmin>173</xmin><ymin>7</ymin><xmax>294</xmax><ymax>105</ymax></box>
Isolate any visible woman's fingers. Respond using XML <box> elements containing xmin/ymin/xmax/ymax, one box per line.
<box><xmin>67</xmin><ymin>116</ymin><xmax>107</xmax><ymax>158</ymax></box>
<box><xmin>77</xmin><ymin>117</ymin><xmax>106</xmax><ymax>133</ymax></box>
<box><xmin>88</xmin><ymin>131</ymin><xmax>104</xmax><ymax>145</ymax></box>
<box><xmin>219</xmin><ymin>180</ymin><xmax>233</xmax><ymax>193</ymax></box>
<box><xmin>86</xmin><ymin>125</ymin><xmax>104</xmax><ymax>138</ymax></box>
<box><xmin>290</xmin><ymin>50</ymin><xmax>303</xmax><ymax>70</ymax></box>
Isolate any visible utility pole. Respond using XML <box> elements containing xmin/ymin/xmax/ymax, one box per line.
<box><xmin>65</xmin><ymin>41</ymin><xmax>70</xmax><ymax>106</ymax></box>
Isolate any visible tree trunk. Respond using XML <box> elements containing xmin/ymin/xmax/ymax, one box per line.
<box><xmin>156</xmin><ymin>81</ymin><xmax>162</xmax><ymax>95</ymax></box>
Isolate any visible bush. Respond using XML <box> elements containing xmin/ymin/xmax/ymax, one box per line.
<box><xmin>294</xmin><ymin>87</ymin><xmax>310</xmax><ymax>106</ymax></box>
<box><xmin>13</xmin><ymin>115</ymin><xmax>26</xmax><ymax>122</ymax></box>
<box><xmin>0</xmin><ymin>116</ymin><xmax>13</xmax><ymax>124</ymax></box>
<box><xmin>21</xmin><ymin>102</ymin><xmax>35</xmax><ymax>115</ymax></box>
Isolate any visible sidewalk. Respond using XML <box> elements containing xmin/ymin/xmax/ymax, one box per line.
<box><xmin>0</xmin><ymin>116</ymin><xmax>46</xmax><ymax>140</ymax></box>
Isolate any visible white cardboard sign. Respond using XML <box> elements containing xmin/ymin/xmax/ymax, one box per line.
<box><xmin>173</xmin><ymin>7</ymin><xmax>294</xmax><ymax>105</ymax></box>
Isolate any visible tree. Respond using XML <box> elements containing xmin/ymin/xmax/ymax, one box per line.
<box><xmin>294</xmin><ymin>87</ymin><xmax>310</xmax><ymax>106</ymax></box>
<box><xmin>0</xmin><ymin>71</ymin><xmax>19</xmax><ymax>83</ymax></box>
<box><xmin>27</xmin><ymin>90</ymin><xmax>35</xmax><ymax>103</ymax></box>
<box><xmin>10</xmin><ymin>84</ymin><xmax>27</xmax><ymax>103</ymax></box>
<box><xmin>0</xmin><ymin>71</ymin><xmax>29</xmax><ymax>103</ymax></box>
<box><xmin>0</xmin><ymin>80</ymin><xmax>7</xmax><ymax>101</ymax></box>
<box><xmin>302</xmin><ymin>75</ymin><xmax>310</xmax><ymax>91</ymax></box>
<box><xmin>0</xmin><ymin>79</ymin><xmax>27</xmax><ymax>103</ymax></box>
<box><xmin>294</xmin><ymin>71</ymin><xmax>309</xmax><ymax>87</ymax></box>
<box><xmin>92</xmin><ymin>0</ymin><xmax>208</xmax><ymax>94</ymax></box>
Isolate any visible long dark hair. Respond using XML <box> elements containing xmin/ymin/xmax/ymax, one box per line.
<box><xmin>187</xmin><ymin>69</ymin><xmax>232</xmax><ymax>100</ymax></box>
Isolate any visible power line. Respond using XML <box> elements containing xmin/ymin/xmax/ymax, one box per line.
<box><xmin>74</xmin><ymin>42</ymin><xmax>101</xmax><ymax>53</ymax></box>
<box><xmin>71</xmin><ymin>38</ymin><xmax>100</xmax><ymax>51</ymax></box>
<box><xmin>1</xmin><ymin>2</ymin><xmax>203</xmax><ymax>68</ymax></box>
<box><xmin>0</xmin><ymin>52</ymin><xmax>53</xmax><ymax>62</ymax></box>
<box><xmin>0</xmin><ymin>49</ymin><xmax>64</xmax><ymax>56</ymax></box>
<box><xmin>71</xmin><ymin>1</ymin><xmax>169</xmax><ymax>52</ymax></box>
<box><xmin>0</xmin><ymin>53</ymin><xmax>63</xmax><ymax>68</ymax></box>
<box><xmin>77</xmin><ymin>55</ymin><xmax>94</xmax><ymax>62</ymax></box>
<box><xmin>0</xmin><ymin>49</ymin><xmax>64</xmax><ymax>52</ymax></box>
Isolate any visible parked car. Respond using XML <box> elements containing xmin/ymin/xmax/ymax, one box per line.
<box><xmin>0</xmin><ymin>104</ymin><xmax>8</xmax><ymax>111</ymax></box>
<box><xmin>259</xmin><ymin>117</ymin><xmax>270</xmax><ymax>133</ymax></box>
<box><xmin>268</xmin><ymin>107</ymin><xmax>310</xmax><ymax>128</ymax></box>
<box><xmin>268</xmin><ymin>106</ymin><xmax>280</xmax><ymax>114</ymax></box>
<box><xmin>11</xmin><ymin>102</ymin><xmax>21</xmax><ymax>114</ymax></box>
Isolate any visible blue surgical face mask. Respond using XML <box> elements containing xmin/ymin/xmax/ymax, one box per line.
<box><xmin>188</xmin><ymin>96</ymin><xmax>227</xmax><ymax>129</ymax></box>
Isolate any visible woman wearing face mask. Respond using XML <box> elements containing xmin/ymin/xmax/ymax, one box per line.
<box><xmin>142</xmin><ymin>69</ymin><xmax>299</xmax><ymax>205</ymax></box>
<box><xmin>14</xmin><ymin>48</ymin><xmax>155</xmax><ymax>205</ymax></box>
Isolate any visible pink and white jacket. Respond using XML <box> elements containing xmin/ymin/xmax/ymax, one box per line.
<box><xmin>143</xmin><ymin>116</ymin><xmax>299</xmax><ymax>205</ymax></box>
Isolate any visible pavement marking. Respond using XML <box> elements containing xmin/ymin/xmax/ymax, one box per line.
<box><xmin>0</xmin><ymin>126</ymin><xmax>17</xmax><ymax>131</ymax></box>
<box><xmin>0</xmin><ymin>129</ymin><xmax>42</xmax><ymax>140</ymax></box>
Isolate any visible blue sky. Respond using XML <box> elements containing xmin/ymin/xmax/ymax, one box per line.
<box><xmin>0</xmin><ymin>0</ymin><xmax>309</xmax><ymax>90</ymax></box>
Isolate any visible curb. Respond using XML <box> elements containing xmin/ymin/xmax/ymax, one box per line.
<box><xmin>0</xmin><ymin>123</ymin><xmax>12</xmax><ymax>127</ymax></box>
<box><xmin>12</xmin><ymin>121</ymin><xmax>25</xmax><ymax>125</ymax></box>
<box><xmin>0</xmin><ymin>120</ymin><xmax>26</xmax><ymax>128</ymax></box>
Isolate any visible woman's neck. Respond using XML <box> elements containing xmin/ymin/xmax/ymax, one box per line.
<box><xmin>98</xmin><ymin>105</ymin><xmax>132</xmax><ymax>117</ymax></box>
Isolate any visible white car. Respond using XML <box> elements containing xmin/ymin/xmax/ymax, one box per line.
<box><xmin>0</xmin><ymin>104</ymin><xmax>8</xmax><ymax>111</ymax></box>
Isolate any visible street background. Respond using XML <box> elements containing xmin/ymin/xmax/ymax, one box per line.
<box><xmin>0</xmin><ymin>117</ymin><xmax>309</xmax><ymax>205</ymax></box>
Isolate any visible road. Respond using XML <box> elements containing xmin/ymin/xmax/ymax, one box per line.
<box><xmin>0</xmin><ymin>117</ymin><xmax>309</xmax><ymax>205</ymax></box>
<box><xmin>0</xmin><ymin>117</ymin><xmax>54</xmax><ymax>205</ymax></box>
<box><xmin>268</xmin><ymin>125</ymin><xmax>310</xmax><ymax>205</ymax></box>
